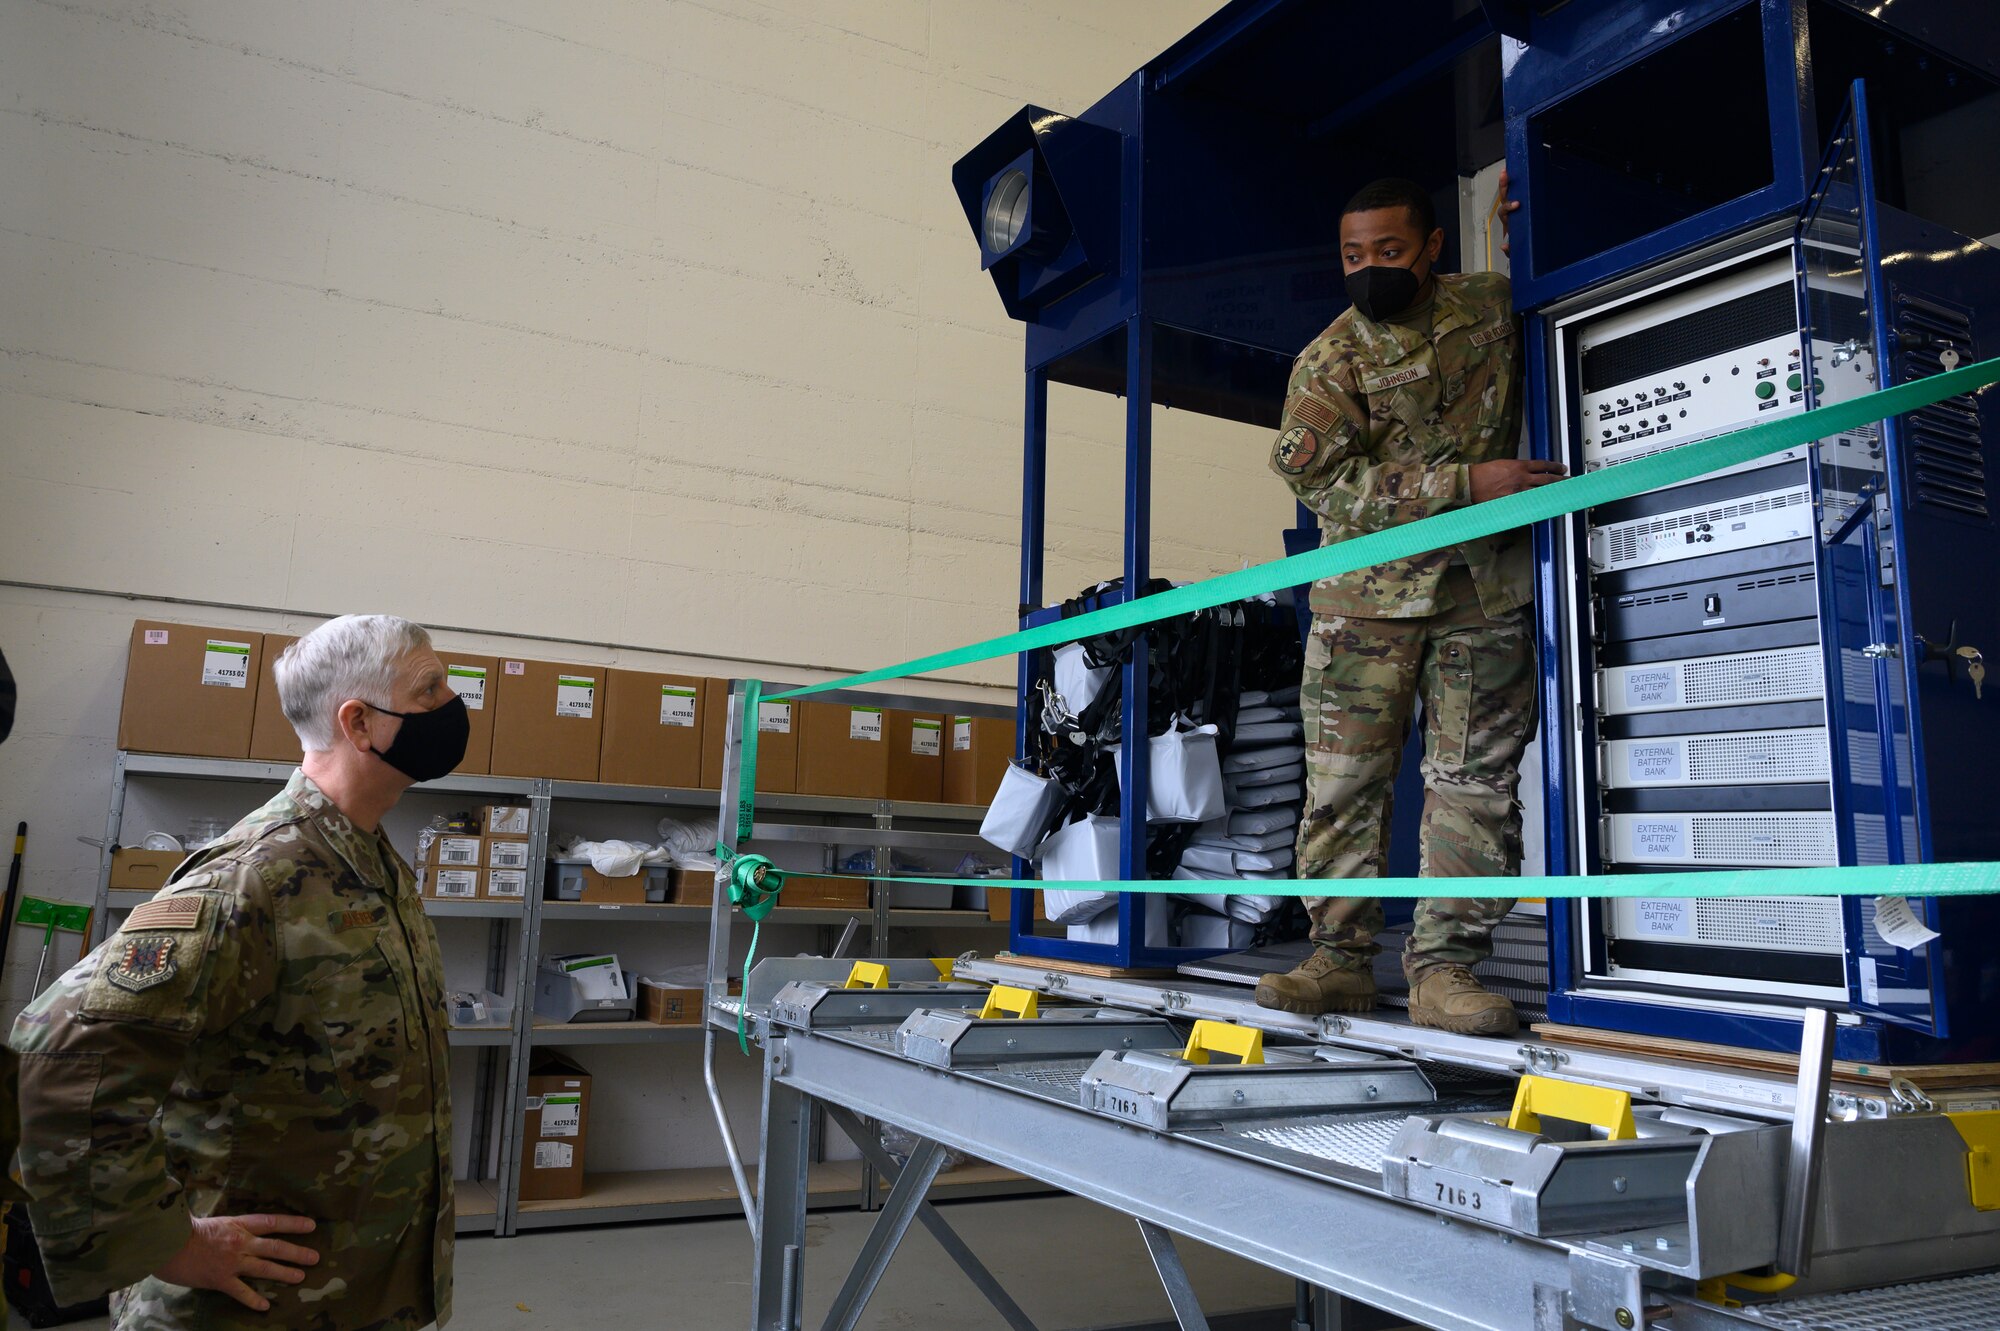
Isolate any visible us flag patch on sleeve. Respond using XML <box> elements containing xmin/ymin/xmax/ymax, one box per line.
<box><xmin>126</xmin><ymin>895</ymin><xmax>205</xmax><ymax>932</ymax></box>
<box><xmin>1290</xmin><ymin>394</ymin><xmax>1338</xmax><ymax>434</ymax></box>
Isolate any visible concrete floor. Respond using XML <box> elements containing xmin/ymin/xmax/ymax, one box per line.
<box><xmin>65</xmin><ymin>1195</ymin><xmax>1321</xmax><ymax>1330</ymax></box>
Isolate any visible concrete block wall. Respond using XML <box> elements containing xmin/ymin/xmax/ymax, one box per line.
<box><xmin>0</xmin><ymin>2</ymin><xmax>1312</xmax><ymax>1012</ymax></box>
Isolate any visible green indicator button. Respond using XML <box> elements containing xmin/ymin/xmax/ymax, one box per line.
<box><xmin>1755</xmin><ymin>381</ymin><xmax>1777</xmax><ymax>400</ymax></box>
<box><xmin>1787</xmin><ymin>373</ymin><xmax>1803</xmax><ymax>392</ymax></box>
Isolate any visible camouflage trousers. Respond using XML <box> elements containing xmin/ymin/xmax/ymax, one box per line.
<box><xmin>1295</xmin><ymin>567</ymin><xmax>1536</xmax><ymax>979</ymax></box>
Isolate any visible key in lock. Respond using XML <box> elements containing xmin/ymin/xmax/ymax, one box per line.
<box><xmin>1957</xmin><ymin>645</ymin><xmax>1986</xmax><ymax>700</ymax></box>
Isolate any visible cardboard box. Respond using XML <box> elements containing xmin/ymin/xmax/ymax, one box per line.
<box><xmin>108</xmin><ymin>848</ymin><xmax>188</xmax><ymax>893</ymax></box>
<box><xmin>777</xmin><ymin>875</ymin><xmax>871</xmax><ymax>910</ymax></box>
<box><xmin>483</xmin><ymin>867</ymin><xmax>528</xmax><ymax>901</ymax></box>
<box><xmin>671</xmin><ymin>868</ymin><xmax>715</xmax><ymax>908</ymax></box>
<box><xmin>795</xmin><ymin>702</ymin><xmax>889</xmax><ymax>799</ymax></box>
<box><xmin>943</xmin><ymin>716</ymin><xmax>1016</xmax><ymax>806</ymax></box>
<box><xmin>490</xmin><ymin>658</ymin><xmax>602</xmax><ymax>782</ymax></box>
<box><xmin>425</xmin><ymin>835</ymin><xmax>485</xmax><ymax>870</ymax></box>
<box><xmin>698</xmin><ymin>681</ymin><xmax>798</xmax><ymax>793</ymax></box>
<box><xmin>545</xmin><ymin>862</ymin><xmax>652</xmax><ymax>904</ymax></box>
<box><xmin>428</xmin><ymin>867</ymin><xmax>481</xmax><ymax>902</ymax></box>
<box><xmin>985</xmin><ymin>886</ymin><xmax>1047</xmax><ymax>922</ymax></box>
<box><xmin>248</xmin><ymin>633</ymin><xmax>304</xmax><ymax>764</ymax></box>
<box><xmin>599</xmin><ymin>669</ymin><xmax>708</xmax><ymax>789</ymax></box>
<box><xmin>886</xmin><ymin>711</ymin><xmax>945</xmax><ymax>804</ymax></box>
<box><xmin>485</xmin><ymin>836</ymin><xmax>532</xmax><ymax>871</ymax></box>
<box><xmin>441</xmin><ymin>654</ymin><xmax>500</xmax><ymax>776</ymax></box>
<box><xmin>638</xmin><ymin>977</ymin><xmax>701</xmax><ymax>1026</ymax></box>
<box><xmin>518</xmin><ymin>1052</ymin><xmax>591</xmax><ymax>1202</ymax></box>
<box><xmin>479</xmin><ymin>805</ymin><xmax>531</xmax><ymax>836</ymax></box>
<box><xmin>117</xmin><ymin>621</ymin><xmax>264</xmax><ymax>759</ymax></box>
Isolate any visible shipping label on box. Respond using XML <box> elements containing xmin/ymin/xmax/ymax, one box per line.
<box><xmin>144</xmin><ymin>628</ymin><xmax>170</xmax><ymax>645</ymax></box>
<box><xmin>485</xmin><ymin>868</ymin><xmax>527</xmax><ymax>899</ymax></box>
<box><xmin>954</xmin><ymin>717</ymin><xmax>972</xmax><ymax>751</ymax></box>
<box><xmin>540</xmin><ymin>1093</ymin><xmax>583</xmax><ymax>1137</ymax></box>
<box><xmin>849</xmin><ymin>706</ymin><xmax>883</xmax><ymax>741</ymax></box>
<box><xmin>910</xmin><ymin>718</ymin><xmax>942</xmax><ymax>757</ymax></box>
<box><xmin>555</xmin><ymin>675</ymin><xmax>596</xmax><ymax>719</ymax></box>
<box><xmin>434</xmin><ymin>836</ymin><xmax>482</xmax><ymax>867</ymax></box>
<box><xmin>660</xmin><ymin>685</ymin><xmax>697</xmax><ymax>728</ymax></box>
<box><xmin>758</xmin><ymin>701</ymin><xmax>792</xmax><ymax>734</ymax></box>
<box><xmin>448</xmin><ymin>663</ymin><xmax>489</xmax><ymax>710</ymax></box>
<box><xmin>202</xmin><ymin>640</ymin><xmax>253</xmax><ymax>689</ymax></box>
<box><xmin>504</xmin><ymin>660</ymin><xmax>526</xmax><ymax>675</ymax></box>
<box><xmin>486</xmin><ymin>838</ymin><xmax>531</xmax><ymax>870</ymax></box>
<box><xmin>533</xmin><ymin>1142</ymin><xmax>574</xmax><ymax>1170</ymax></box>
<box><xmin>433</xmin><ymin>868</ymin><xmax>478</xmax><ymax>899</ymax></box>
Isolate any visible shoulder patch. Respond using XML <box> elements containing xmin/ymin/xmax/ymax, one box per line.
<box><xmin>1361</xmin><ymin>362</ymin><xmax>1430</xmax><ymax>394</ymax></box>
<box><xmin>105</xmin><ymin>936</ymin><xmax>182</xmax><ymax>992</ymax></box>
<box><xmin>1274</xmin><ymin>426</ymin><xmax>1320</xmax><ymax>475</ymax></box>
<box><xmin>1468</xmin><ymin>322</ymin><xmax>1511</xmax><ymax>348</ymax></box>
<box><xmin>126</xmin><ymin>895</ymin><xmax>206</xmax><ymax>932</ymax></box>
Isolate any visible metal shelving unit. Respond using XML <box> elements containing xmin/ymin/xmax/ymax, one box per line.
<box><xmin>89</xmin><ymin>713</ymin><xmax>1029</xmax><ymax>1239</ymax></box>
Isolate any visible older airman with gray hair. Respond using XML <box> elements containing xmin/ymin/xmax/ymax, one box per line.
<box><xmin>11</xmin><ymin>614</ymin><xmax>466</xmax><ymax>1329</ymax></box>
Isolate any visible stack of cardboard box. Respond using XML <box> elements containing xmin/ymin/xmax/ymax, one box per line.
<box><xmin>115</xmin><ymin>619</ymin><xmax>1014</xmax><ymax>803</ymax></box>
<box><xmin>418</xmin><ymin>804</ymin><xmax>532</xmax><ymax>902</ymax></box>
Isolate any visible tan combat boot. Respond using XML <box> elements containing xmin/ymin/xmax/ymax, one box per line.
<box><xmin>1406</xmin><ymin>966</ymin><xmax>1518</xmax><ymax>1035</ymax></box>
<box><xmin>1254</xmin><ymin>950</ymin><xmax>1377</xmax><ymax>1015</ymax></box>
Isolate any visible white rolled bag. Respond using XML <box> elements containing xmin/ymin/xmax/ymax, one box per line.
<box><xmin>1052</xmin><ymin>642</ymin><xmax>1115</xmax><ymax>715</ymax></box>
<box><xmin>1111</xmin><ymin>721</ymin><xmax>1226</xmax><ymax>824</ymax></box>
<box><xmin>979</xmin><ymin>761</ymin><xmax>1066</xmax><ymax>860</ymax></box>
<box><xmin>1037</xmin><ymin>813</ymin><xmax>1123</xmax><ymax>923</ymax></box>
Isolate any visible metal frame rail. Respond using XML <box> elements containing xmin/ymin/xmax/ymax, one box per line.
<box><xmin>716</xmin><ymin>960</ymin><xmax>2000</xmax><ymax>1331</ymax></box>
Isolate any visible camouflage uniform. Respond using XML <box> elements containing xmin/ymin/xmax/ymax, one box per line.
<box><xmin>9</xmin><ymin>771</ymin><xmax>453</xmax><ymax>1329</ymax></box>
<box><xmin>1272</xmin><ymin>270</ymin><xmax>1535</xmax><ymax>979</ymax></box>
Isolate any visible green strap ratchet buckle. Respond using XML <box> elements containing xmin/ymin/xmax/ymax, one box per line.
<box><xmin>715</xmin><ymin>843</ymin><xmax>787</xmax><ymax>1053</ymax></box>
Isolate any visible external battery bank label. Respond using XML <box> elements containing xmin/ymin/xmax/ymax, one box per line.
<box><xmin>1627</xmin><ymin>742</ymin><xmax>1684</xmax><ymax>783</ymax></box>
<box><xmin>1630</xmin><ymin>819</ymin><xmax>1688</xmax><ymax>860</ymax></box>
<box><xmin>1624</xmin><ymin>666</ymin><xmax>1679</xmax><ymax>709</ymax></box>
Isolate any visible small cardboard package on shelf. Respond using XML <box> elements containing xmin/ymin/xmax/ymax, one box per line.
<box><xmin>485</xmin><ymin>837</ymin><xmax>532</xmax><ymax>871</ymax></box>
<box><xmin>943</xmin><ymin>716</ymin><xmax>1016</xmax><ymax>806</ymax></box>
<box><xmin>428</xmin><ymin>867</ymin><xmax>481</xmax><ymax>902</ymax></box>
<box><xmin>886</xmin><ymin>711</ymin><xmax>945</xmax><ymax>804</ymax></box>
<box><xmin>698</xmin><ymin>682</ymin><xmax>798</xmax><ymax>793</ymax></box>
<box><xmin>479</xmin><ymin>805</ymin><xmax>531</xmax><ymax>836</ymax></box>
<box><xmin>671</xmin><ymin>869</ymin><xmax>715</xmax><ymax>907</ymax></box>
<box><xmin>545</xmin><ymin>860</ymin><xmax>667</xmax><ymax>904</ymax></box>
<box><xmin>108</xmin><ymin>848</ymin><xmax>188</xmax><ymax>893</ymax></box>
<box><xmin>247</xmin><ymin>634</ymin><xmax>303</xmax><ymax>764</ymax></box>
<box><xmin>483</xmin><ymin>867</ymin><xmax>528</xmax><ymax>901</ymax></box>
<box><xmin>490</xmin><ymin>659</ymin><xmax>602</xmax><ymax>782</ymax></box>
<box><xmin>796</xmin><ymin>701</ymin><xmax>890</xmax><ymax>799</ymax></box>
<box><xmin>600</xmin><ymin>669</ymin><xmax>709</xmax><ymax>788</ymax></box>
<box><xmin>519</xmin><ymin>1051</ymin><xmax>592</xmax><ymax>1202</ymax></box>
<box><xmin>117</xmin><ymin>620</ymin><xmax>265</xmax><ymax>759</ymax></box>
<box><xmin>637</xmin><ymin>969</ymin><xmax>703</xmax><ymax>1025</ymax></box>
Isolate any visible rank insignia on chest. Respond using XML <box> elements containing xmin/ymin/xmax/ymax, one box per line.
<box><xmin>107</xmin><ymin>935</ymin><xmax>180</xmax><ymax>993</ymax></box>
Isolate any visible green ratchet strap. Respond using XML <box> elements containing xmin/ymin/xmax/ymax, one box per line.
<box><xmin>714</xmin><ymin>842</ymin><xmax>786</xmax><ymax>1053</ymax></box>
<box><xmin>767</xmin><ymin>354</ymin><xmax>2000</xmax><ymax>701</ymax></box>
<box><xmin>707</xmin><ymin>359</ymin><xmax>2000</xmax><ymax>1028</ymax></box>
<box><xmin>791</xmin><ymin>863</ymin><xmax>2000</xmax><ymax>900</ymax></box>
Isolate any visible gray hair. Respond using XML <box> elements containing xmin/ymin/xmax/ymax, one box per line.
<box><xmin>275</xmin><ymin>614</ymin><xmax>434</xmax><ymax>751</ymax></box>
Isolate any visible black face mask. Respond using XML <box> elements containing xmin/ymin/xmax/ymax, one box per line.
<box><xmin>1344</xmin><ymin>252</ymin><xmax>1428</xmax><ymax>323</ymax></box>
<box><xmin>363</xmin><ymin>695</ymin><xmax>470</xmax><ymax>783</ymax></box>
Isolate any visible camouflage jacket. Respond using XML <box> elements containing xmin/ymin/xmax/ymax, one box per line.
<box><xmin>1270</xmin><ymin>270</ymin><xmax>1531</xmax><ymax>618</ymax></box>
<box><xmin>10</xmin><ymin>771</ymin><xmax>453</xmax><ymax>1329</ymax></box>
